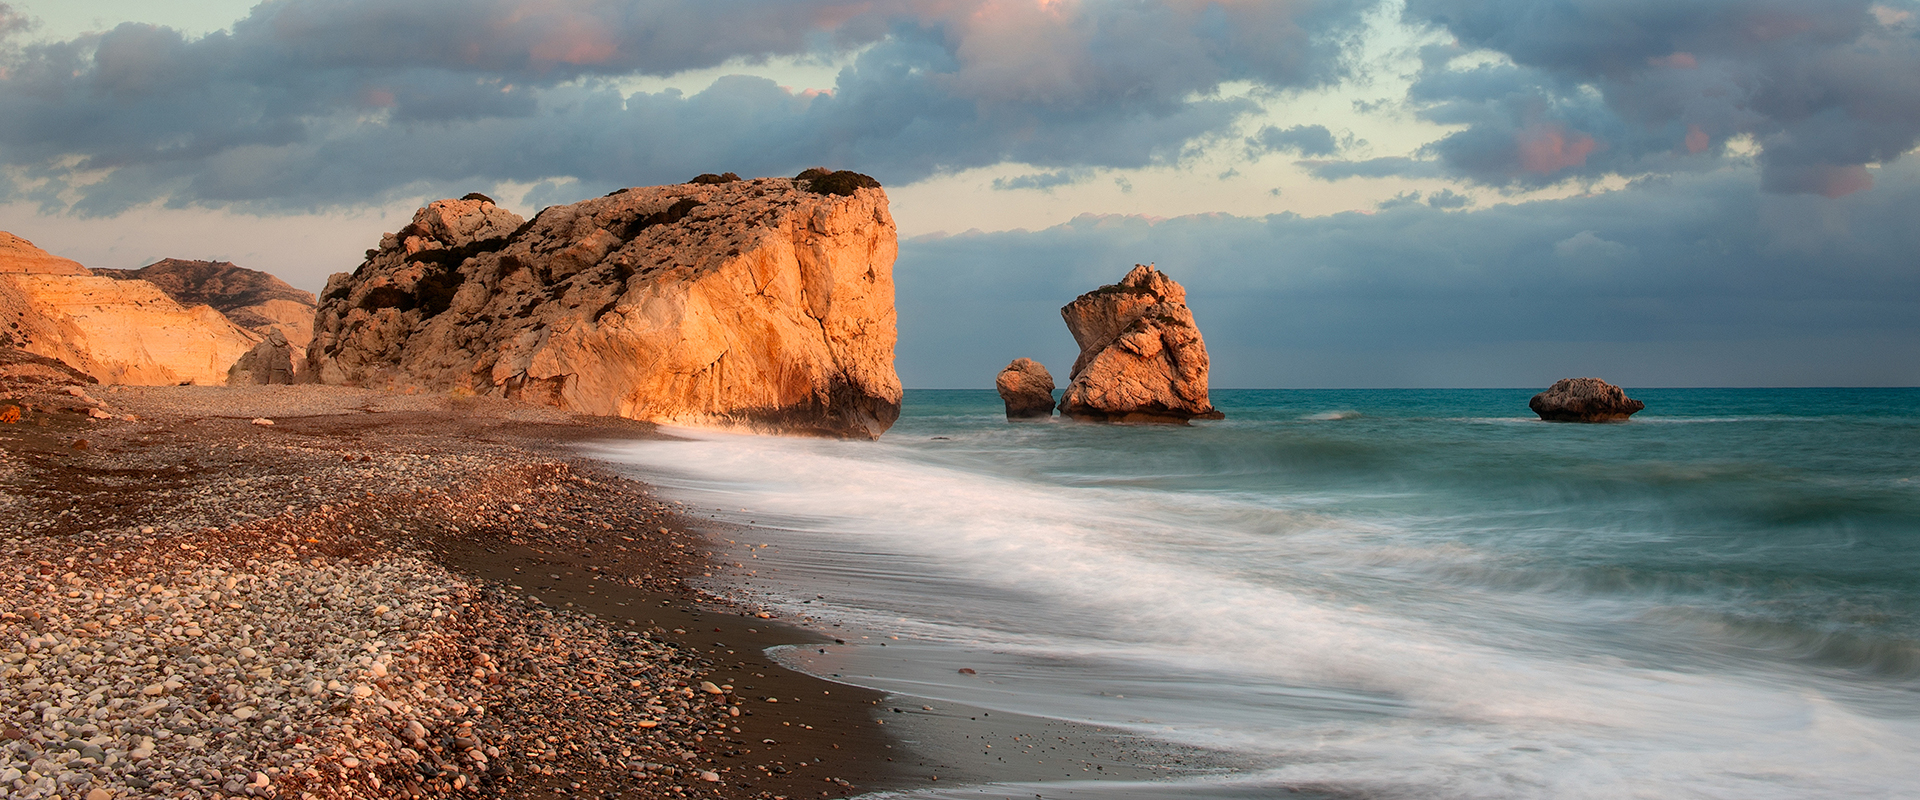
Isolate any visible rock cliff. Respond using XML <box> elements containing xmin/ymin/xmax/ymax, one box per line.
<box><xmin>1057</xmin><ymin>264</ymin><xmax>1222</xmax><ymax>423</ymax></box>
<box><xmin>95</xmin><ymin>258</ymin><xmax>318</xmax><ymax>355</ymax></box>
<box><xmin>1530</xmin><ymin>377</ymin><xmax>1645</xmax><ymax>422</ymax></box>
<box><xmin>308</xmin><ymin>175</ymin><xmax>902</xmax><ymax>438</ymax></box>
<box><xmin>996</xmin><ymin>358</ymin><xmax>1056</xmax><ymax>419</ymax></box>
<box><xmin>0</xmin><ymin>233</ymin><xmax>260</xmax><ymax>386</ymax></box>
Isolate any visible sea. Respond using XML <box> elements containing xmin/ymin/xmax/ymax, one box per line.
<box><xmin>590</xmin><ymin>388</ymin><xmax>1920</xmax><ymax>800</ymax></box>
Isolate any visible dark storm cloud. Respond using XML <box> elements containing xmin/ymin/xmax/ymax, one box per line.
<box><xmin>1396</xmin><ymin>0</ymin><xmax>1920</xmax><ymax>196</ymax></box>
<box><xmin>0</xmin><ymin>0</ymin><xmax>1372</xmax><ymax>212</ymax></box>
<box><xmin>896</xmin><ymin>163</ymin><xmax>1920</xmax><ymax>388</ymax></box>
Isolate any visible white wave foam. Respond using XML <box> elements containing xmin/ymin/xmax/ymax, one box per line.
<box><xmin>587</xmin><ymin>429</ymin><xmax>1920</xmax><ymax>799</ymax></box>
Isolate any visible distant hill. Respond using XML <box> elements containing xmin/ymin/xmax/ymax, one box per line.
<box><xmin>95</xmin><ymin>259</ymin><xmax>316</xmax><ymax>349</ymax></box>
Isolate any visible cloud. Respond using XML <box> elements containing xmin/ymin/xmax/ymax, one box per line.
<box><xmin>895</xmin><ymin>161</ymin><xmax>1920</xmax><ymax>388</ymax></box>
<box><xmin>0</xmin><ymin>0</ymin><xmax>1375</xmax><ymax>212</ymax></box>
<box><xmin>1400</xmin><ymin>0</ymin><xmax>1920</xmax><ymax>195</ymax></box>
<box><xmin>992</xmin><ymin>168</ymin><xmax>1094</xmax><ymax>192</ymax></box>
<box><xmin>1301</xmin><ymin>156</ymin><xmax>1444</xmax><ymax>180</ymax></box>
<box><xmin>1248</xmin><ymin>123</ymin><xmax>1342</xmax><ymax>156</ymax></box>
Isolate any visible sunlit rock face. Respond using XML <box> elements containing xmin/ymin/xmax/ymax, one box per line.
<box><xmin>1057</xmin><ymin>264</ymin><xmax>1222</xmax><ymax>424</ymax></box>
<box><xmin>1</xmin><ymin>233</ymin><xmax>260</xmax><ymax>386</ymax></box>
<box><xmin>309</xmin><ymin>176</ymin><xmax>902</xmax><ymax>439</ymax></box>
<box><xmin>94</xmin><ymin>258</ymin><xmax>318</xmax><ymax>359</ymax></box>
<box><xmin>996</xmin><ymin>358</ymin><xmax>1056</xmax><ymax>420</ymax></box>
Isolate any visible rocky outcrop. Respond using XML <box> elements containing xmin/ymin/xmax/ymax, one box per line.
<box><xmin>1</xmin><ymin>232</ymin><xmax>90</xmax><ymax>276</ymax></box>
<box><xmin>1057</xmin><ymin>264</ymin><xmax>1222</xmax><ymax>423</ymax></box>
<box><xmin>0</xmin><ymin>233</ymin><xmax>260</xmax><ymax>386</ymax></box>
<box><xmin>94</xmin><ymin>258</ymin><xmax>318</xmax><ymax>356</ymax></box>
<box><xmin>996</xmin><ymin>358</ymin><xmax>1056</xmax><ymax>419</ymax></box>
<box><xmin>308</xmin><ymin>174</ymin><xmax>902</xmax><ymax>438</ymax></box>
<box><xmin>1530</xmin><ymin>378</ymin><xmax>1644</xmax><ymax>422</ymax></box>
<box><xmin>228</xmin><ymin>330</ymin><xmax>296</xmax><ymax>385</ymax></box>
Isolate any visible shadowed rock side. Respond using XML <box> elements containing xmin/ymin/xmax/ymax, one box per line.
<box><xmin>228</xmin><ymin>330</ymin><xmax>296</xmax><ymax>385</ymax></box>
<box><xmin>1057</xmin><ymin>264</ymin><xmax>1222</xmax><ymax>423</ymax></box>
<box><xmin>996</xmin><ymin>358</ymin><xmax>1056</xmax><ymax>419</ymax></box>
<box><xmin>1</xmin><ymin>233</ymin><xmax>260</xmax><ymax>386</ymax></box>
<box><xmin>308</xmin><ymin>177</ymin><xmax>902</xmax><ymax>439</ymax></box>
<box><xmin>94</xmin><ymin>258</ymin><xmax>318</xmax><ymax>355</ymax></box>
<box><xmin>1530</xmin><ymin>377</ymin><xmax>1645</xmax><ymax>422</ymax></box>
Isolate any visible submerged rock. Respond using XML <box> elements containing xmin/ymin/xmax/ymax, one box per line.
<box><xmin>1529</xmin><ymin>377</ymin><xmax>1644</xmax><ymax>422</ymax></box>
<box><xmin>308</xmin><ymin>177</ymin><xmax>901</xmax><ymax>438</ymax></box>
<box><xmin>1057</xmin><ymin>264</ymin><xmax>1222</xmax><ymax>423</ymax></box>
<box><xmin>996</xmin><ymin>358</ymin><xmax>1056</xmax><ymax>419</ymax></box>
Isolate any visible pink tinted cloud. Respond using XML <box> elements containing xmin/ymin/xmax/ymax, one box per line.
<box><xmin>1517</xmin><ymin>123</ymin><xmax>1599</xmax><ymax>173</ymax></box>
<box><xmin>1649</xmin><ymin>52</ymin><xmax>1698</xmax><ymax>69</ymax></box>
<box><xmin>1685</xmin><ymin>124</ymin><xmax>1710</xmax><ymax>153</ymax></box>
<box><xmin>1812</xmin><ymin>164</ymin><xmax>1874</xmax><ymax>197</ymax></box>
<box><xmin>527</xmin><ymin>19</ymin><xmax>619</xmax><ymax>66</ymax></box>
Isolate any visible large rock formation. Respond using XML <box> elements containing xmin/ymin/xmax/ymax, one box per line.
<box><xmin>228</xmin><ymin>330</ymin><xmax>296</xmax><ymax>385</ymax></box>
<box><xmin>1530</xmin><ymin>377</ymin><xmax>1645</xmax><ymax>422</ymax></box>
<box><xmin>95</xmin><ymin>258</ymin><xmax>318</xmax><ymax>355</ymax></box>
<box><xmin>309</xmin><ymin>175</ymin><xmax>902</xmax><ymax>438</ymax></box>
<box><xmin>0</xmin><ymin>233</ymin><xmax>260</xmax><ymax>385</ymax></box>
<box><xmin>1057</xmin><ymin>264</ymin><xmax>1222</xmax><ymax>423</ymax></box>
<box><xmin>996</xmin><ymin>358</ymin><xmax>1056</xmax><ymax>419</ymax></box>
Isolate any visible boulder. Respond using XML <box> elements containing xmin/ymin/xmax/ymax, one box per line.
<box><xmin>1057</xmin><ymin>264</ymin><xmax>1222</xmax><ymax>423</ymax></box>
<box><xmin>1529</xmin><ymin>377</ymin><xmax>1644</xmax><ymax>422</ymax></box>
<box><xmin>308</xmin><ymin>173</ymin><xmax>902</xmax><ymax>439</ymax></box>
<box><xmin>228</xmin><ymin>330</ymin><xmax>296</xmax><ymax>385</ymax></box>
<box><xmin>94</xmin><ymin>258</ymin><xmax>318</xmax><ymax>357</ymax></box>
<box><xmin>0</xmin><ymin>233</ymin><xmax>260</xmax><ymax>385</ymax></box>
<box><xmin>995</xmin><ymin>358</ymin><xmax>1056</xmax><ymax>419</ymax></box>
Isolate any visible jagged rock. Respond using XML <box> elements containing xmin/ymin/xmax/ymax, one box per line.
<box><xmin>0</xmin><ymin>233</ymin><xmax>260</xmax><ymax>385</ymax></box>
<box><xmin>95</xmin><ymin>258</ymin><xmax>318</xmax><ymax>355</ymax></box>
<box><xmin>1057</xmin><ymin>264</ymin><xmax>1222</xmax><ymax>423</ymax></box>
<box><xmin>0</xmin><ymin>345</ymin><xmax>101</xmax><ymax>419</ymax></box>
<box><xmin>996</xmin><ymin>358</ymin><xmax>1056</xmax><ymax>419</ymax></box>
<box><xmin>1529</xmin><ymin>377</ymin><xmax>1645</xmax><ymax>422</ymax></box>
<box><xmin>228</xmin><ymin>330</ymin><xmax>296</xmax><ymax>385</ymax></box>
<box><xmin>308</xmin><ymin>177</ymin><xmax>902</xmax><ymax>438</ymax></box>
<box><xmin>0</xmin><ymin>346</ymin><xmax>96</xmax><ymax>391</ymax></box>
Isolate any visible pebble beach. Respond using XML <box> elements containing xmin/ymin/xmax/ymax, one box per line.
<box><xmin>1</xmin><ymin>384</ymin><xmax>899</xmax><ymax>800</ymax></box>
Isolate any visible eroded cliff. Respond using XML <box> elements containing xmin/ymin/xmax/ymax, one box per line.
<box><xmin>1</xmin><ymin>234</ymin><xmax>260</xmax><ymax>385</ymax></box>
<box><xmin>309</xmin><ymin>176</ymin><xmax>902</xmax><ymax>438</ymax></box>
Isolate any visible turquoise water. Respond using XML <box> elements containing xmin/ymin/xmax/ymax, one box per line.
<box><xmin>594</xmin><ymin>388</ymin><xmax>1920</xmax><ymax>799</ymax></box>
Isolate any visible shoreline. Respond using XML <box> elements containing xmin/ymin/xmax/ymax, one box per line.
<box><xmin>3</xmin><ymin>384</ymin><xmax>1245</xmax><ymax>800</ymax></box>
<box><xmin>1</xmin><ymin>385</ymin><xmax>904</xmax><ymax>799</ymax></box>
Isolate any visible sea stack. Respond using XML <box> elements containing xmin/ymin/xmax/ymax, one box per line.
<box><xmin>996</xmin><ymin>358</ymin><xmax>1056</xmax><ymax>419</ymax></box>
<box><xmin>308</xmin><ymin>172</ymin><xmax>903</xmax><ymax>439</ymax></box>
<box><xmin>1057</xmin><ymin>264</ymin><xmax>1222</xmax><ymax>423</ymax></box>
<box><xmin>1530</xmin><ymin>377</ymin><xmax>1644</xmax><ymax>422</ymax></box>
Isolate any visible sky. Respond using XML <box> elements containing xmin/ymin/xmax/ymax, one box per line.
<box><xmin>1</xmin><ymin>0</ymin><xmax>1916</xmax><ymax>388</ymax></box>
